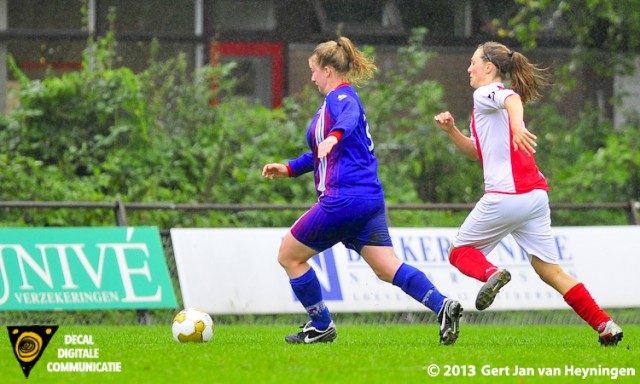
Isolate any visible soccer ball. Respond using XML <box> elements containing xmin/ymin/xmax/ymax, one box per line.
<box><xmin>171</xmin><ymin>308</ymin><xmax>214</xmax><ymax>343</ymax></box>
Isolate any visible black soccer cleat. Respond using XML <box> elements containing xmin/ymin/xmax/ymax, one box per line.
<box><xmin>599</xmin><ymin>321</ymin><xmax>623</xmax><ymax>347</ymax></box>
<box><xmin>285</xmin><ymin>321</ymin><xmax>337</xmax><ymax>344</ymax></box>
<box><xmin>438</xmin><ymin>299</ymin><xmax>463</xmax><ymax>345</ymax></box>
<box><xmin>475</xmin><ymin>269</ymin><xmax>511</xmax><ymax>311</ymax></box>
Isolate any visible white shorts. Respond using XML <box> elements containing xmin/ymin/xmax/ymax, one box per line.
<box><xmin>453</xmin><ymin>189</ymin><xmax>558</xmax><ymax>264</ymax></box>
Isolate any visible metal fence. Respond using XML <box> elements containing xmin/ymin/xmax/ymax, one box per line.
<box><xmin>0</xmin><ymin>199</ymin><xmax>638</xmax><ymax>227</ymax></box>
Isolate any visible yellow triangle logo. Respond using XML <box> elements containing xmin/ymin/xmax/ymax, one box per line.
<box><xmin>7</xmin><ymin>325</ymin><xmax>58</xmax><ymax>378</ymax></box>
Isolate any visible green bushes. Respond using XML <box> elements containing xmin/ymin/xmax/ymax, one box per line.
<box><xmin>0</xmin><ymin>29</ymin><xmax>636</xmax><ymax>228</ymax></box>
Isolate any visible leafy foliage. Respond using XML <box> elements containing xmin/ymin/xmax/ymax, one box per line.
<box><xmin>361</xmin><ymin>29</ymin><xmax>483</xmax><ymax>205</ymax></box>
<box><xmin>509</xmin><ymin>0</ymin><xmax>640</xmax><ymax>53</ymax></box>
<box><xmin>0</xmin><ymin>28</ymin><xmax>636</xmax><ymax>228</ymax></box>
<box><xmin>0</xmin><ymin>30</ymin><xmax>314</xmax><ymax>228</ymax></box>
<box><xmin>488</xmin><ymin>0</ymin><xmax>640</xmax><ymax>223</ymax></box>
<box><xmin>503</xmin><ymin>0</ymin><xmax>640</xmax><ymax>98</ymax></box>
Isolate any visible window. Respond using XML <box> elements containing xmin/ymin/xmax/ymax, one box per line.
<box><xmin>8</xmin><ymin>0</ymin><xmax>83</xmax><ymax>30</ymax></box>
<box><xmin>397</xmin><ymin>0</ymin><xmax>469</xmax><ymax>38</ymax></box>
<box><xmin>97</xmin><ymin>0</ymin><xmax>195</xmax><ymax>34</ymax></box>
<box><xmin>7</xmin><ymin>0</ymin><xmax>85</xmax><ymax>78</ymax></box>
<box><xmin>213</xmin><ymin>0</ymin><xmax>276</xmax><ymax>31</ymax></box>
<box><xmin>210</xmin><ymin>41</ymin><xmax>284</xmax><ymax>108</ymax></box>
<box><xmin>398</xmin><ymin>0</ymin><xmax>518</xmax><ymax>39</ymax></box>
<box><xmin>312</xmin><ymin>0</ymin><xmax>404</xmax><ymax>37</ymax></box>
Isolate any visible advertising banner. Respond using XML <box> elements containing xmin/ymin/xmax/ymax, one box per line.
<box><xmin>0</xmin><ymin>227</ymin><xmax>177</xmax><ymax>311</ymax></box>
<box><xmin>171</xmin><ymin>226</ymin><xmax>640</xmax><ymax>314</ymax></box>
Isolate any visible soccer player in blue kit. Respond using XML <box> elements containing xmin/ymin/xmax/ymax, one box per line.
<box><xmin>262</xmin><ymin>36</ymin><xmax>463</xmax><ymax>345</ymax></box>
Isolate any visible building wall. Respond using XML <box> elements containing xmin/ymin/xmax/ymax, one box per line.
<box><xmin>0</xmin><ymin>0</ymin><xmax>619</xmax><ymax>124</ymax></box>
<box><xmin>286</xmin><ymin>43</ymin><xmax>589</xmax><ymax>125</ymax></box>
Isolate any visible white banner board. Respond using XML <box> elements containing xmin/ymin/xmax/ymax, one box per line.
<box><xmin>170</xmin><ymin>226</ymin><xmax>640</xmax><ymax>314</ymax></box>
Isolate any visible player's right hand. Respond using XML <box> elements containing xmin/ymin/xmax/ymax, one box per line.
<box><xmin>434</xmin><ymin>112</ymin><xmax>456</xmax><ymax>132</ymax></box>
<box><xmin>262</xmin><ymin>163</ymin><xmax>289</xmax><ymax>179</ymax></box>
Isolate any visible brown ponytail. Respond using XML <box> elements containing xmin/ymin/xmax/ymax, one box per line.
<box><xmin>310</xmin><ymin>36</ymin><xmax>377</xmax><ymax>87</ymax></box>
<box><xmin>480</xmin><ymin>41</ymin><xmax>550</xmax><ymax>104</ymax></box>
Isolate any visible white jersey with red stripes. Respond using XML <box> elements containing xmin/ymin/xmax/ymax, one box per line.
<box><xmin>470</xmin><ymin>82</ymin><xmax>548</xmax><ymax>194</ymax></box>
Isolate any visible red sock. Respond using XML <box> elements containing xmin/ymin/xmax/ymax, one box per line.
<box><xmin>449</xmin><ymin>246</ymin><xmax>498</xmax><ymax>282</ymax></box>
<box><xmin>563</xmin><ymin>283</ymin><xmax>611</xmax><ymax>332</ymax></box>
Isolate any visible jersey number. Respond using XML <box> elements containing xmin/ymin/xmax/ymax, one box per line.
<box><xmin>364</xmin><ymin>115</ymin><xmax>374</xmax><ymax>151</ymax></box>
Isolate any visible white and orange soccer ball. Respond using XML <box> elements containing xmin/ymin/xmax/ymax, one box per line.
<box><xmin>171</xmin><ymin>308</ymin><xmax>214</xmax><ymax>343</ymax></box>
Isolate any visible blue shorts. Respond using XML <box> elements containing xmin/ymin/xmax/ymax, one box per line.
<box><xmin>290</xmin><ymin>196</ymin><xmax>392</xmax><ymax>253</ymax></box>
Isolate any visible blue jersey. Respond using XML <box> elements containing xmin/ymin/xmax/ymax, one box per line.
<box><xmin>288</xmin><ymin>84</ymin><xmax>384</xmax><ymax>200</ymax></box>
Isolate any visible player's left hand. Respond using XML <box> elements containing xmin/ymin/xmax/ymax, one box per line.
<box><xmin>317</xmin><ymin>136</ymin><xmax>338</xmax><ymax>159</ymax></box>
<box><xmin>512</xmin><ymin>123</ymin><xmax>537</xmax><ymax>156</ymax></box>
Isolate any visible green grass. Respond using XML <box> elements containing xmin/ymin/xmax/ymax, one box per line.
<box><xmin>1</xmin><ymin>324</ymin><xmax>637</xmax><ymax>384</ymax></box>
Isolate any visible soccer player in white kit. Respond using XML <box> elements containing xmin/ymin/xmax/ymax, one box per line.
<box><xmin>434</xmin><ymin>41</ymin><xmax>623</xmax><ymax>346</ymax></box>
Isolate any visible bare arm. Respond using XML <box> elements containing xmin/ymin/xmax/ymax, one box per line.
<box><xmin>434</xmin><ymin>111</ymin><xmax>478</xmax><ymax>160</ymax></box>
<box><xmin>505</xmin><ymin>95</ymin><xmax>537</xmax><ymax>156</ymax></box>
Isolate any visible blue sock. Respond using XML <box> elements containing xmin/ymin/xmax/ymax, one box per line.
<box><xmin>289</xmin><ymin>267</ymin><xmax>332</xmax><ymax>330</ymax></box>
<box><xmin>392</xmin><ymin>263</ymin><xmax>446</xmax><ymax>314</ymax></box>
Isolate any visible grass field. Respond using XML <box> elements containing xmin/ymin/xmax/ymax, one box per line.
<box><xmin>1</xmin><ymin>323</ymin><xmax>637</xmax><ymax>384</ymax></box>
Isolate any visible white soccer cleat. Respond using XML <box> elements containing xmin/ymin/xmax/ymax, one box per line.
<box><xmin>598</xmin><ymin>320</ymin><xmax>623</xmax><ymax>347</ymax></box>
<box><xmin>475</xmin><ymin>269</ymin><xmax>511</xmax><ymax>310</ymax></box>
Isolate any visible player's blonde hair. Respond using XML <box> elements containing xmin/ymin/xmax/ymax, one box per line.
<box><xmin>480</xmin><ymin>41</ymin><xmax>550</xmax><ymax>104</ymax></box>
<box><xmin>310</xmin><ymin>36</ymin><xmax>377</xmax><ymax>87</ymax></box>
